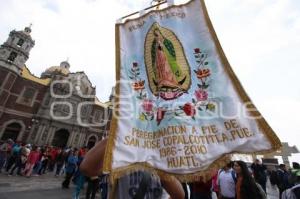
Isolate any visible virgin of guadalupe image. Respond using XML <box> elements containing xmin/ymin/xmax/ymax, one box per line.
<box><xmin>144</xmin><ymin>23</ymin><xmax>191</xmax><ymax>100</ymax></box>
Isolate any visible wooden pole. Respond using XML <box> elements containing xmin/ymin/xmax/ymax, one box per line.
<box><xmin>121</xmin><ymin>0</ymin><xmax>167</xmax><ymax>20</ymax></box>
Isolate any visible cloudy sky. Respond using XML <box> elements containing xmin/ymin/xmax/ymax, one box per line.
<box><xmin>0</xmin><ymin>0</ymin><xmax>299</xmax><ymax>162</ymax></box>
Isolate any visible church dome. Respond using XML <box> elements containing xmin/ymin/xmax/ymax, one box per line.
<box><xmin>41</xmin><ymin>61</ymin><xmax>70</xmax><ymax>78</ymax></box>
<box><xmin>60</xmin><ymin>61</ymin><xmax>70</xmax><ymax>70</ymax></box>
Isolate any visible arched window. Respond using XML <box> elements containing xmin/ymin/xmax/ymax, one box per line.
<box><xmin>1</xmin><ymin>123</ymin><xmax>22</xmax><ymax>141</ymax></box>
<box><xmin>17</xmin><ymin>39</ymin><xmax>24</xmax><ymax>47</ymax></box>
<box><xmin>7</xmin><ymin>52</ymin><xmax>17</xmax><ymax>62</ymax></box>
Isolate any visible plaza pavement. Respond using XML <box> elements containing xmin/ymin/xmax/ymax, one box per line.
<box><xmin>0</xmin><ymin>172</ymin><xmax>74</xmax><ymax>199</ymax></box>
<box><xmin>0</xmin><ymin>172</ymin><xmax>280</xmax><ymax>199</ymax></box>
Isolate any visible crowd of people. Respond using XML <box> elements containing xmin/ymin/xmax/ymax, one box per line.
<box><xmin>1</xmin><ymin>138</ymin><xmax>300</xmax><ymax>199</ymax></box>
<box><xmin>175</xmin><ymin>160</ymin><xmax>299</xmax><ymax>199</ymax></box>
<box><xmin>0</xmin><ymin>138</ymin><xmax>108</xmax><ymax>199</ymax></box>
<box><xmin>0</xmin><ymin>139</ymin><xmax>84</xmax><ymax>177</ymax></box>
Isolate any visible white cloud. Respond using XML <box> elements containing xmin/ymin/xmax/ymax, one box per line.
<box><xmin>205</xmin><ymin>0</ymin><xmax>300</xmax><ymax>77</ymax></box>
<box><xmin>257</xmin><ymin>97</ymin><xmax>300</xmax><ymax>146</ymax></box>
<box><xmin>204</xmin><ymin>0</ymin><xmax>300</xmax><ymax>160</ymax></box>
<box><xmin>0</xmin><ymin>0</ymin><xmax>147</xmax><ymax>101</ymax></box>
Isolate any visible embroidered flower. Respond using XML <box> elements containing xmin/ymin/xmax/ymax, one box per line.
<box><xmin>183</xmin><ymin>103</ymin><xmax>196</xmax><ymax>116</ymax></box>
<box><xmin>132</xmin><ymin>80</ymin><xmax>145</xmax><ymax>91</ymax></box>
<box><xmin>139</xmin><ymin>114</ymin><xmax>145</xmax><ymax>121</ymax></box>
<box><xmin>195</xmin><ymin>89</ymin><xmax>208</xmax><ymax>101</ymax></box>
<box><xmin>194</xmin><ymin>48</ymin><xmax>201</xmax><ymax>54</ymax></box>
<box><xmin>142</xmin><ymin>99</ymin><xmax>153</xmax><ymax>113</ymax></box>
<box><xmin>206</xmin><ymin>103</ymin><xmax>216</xmax><ymax>112</ymax></box>
<box><xmin>133</xmin><ymin>62</ymin><xmax>138</xmax><ymax>67</ymax></box>
<box><xmin>195</xmin><ymin>68</ymin><xmax>210</xmax><ymax>79</ymax></box>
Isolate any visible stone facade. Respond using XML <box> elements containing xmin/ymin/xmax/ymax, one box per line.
<box><xmin>0</xmin><ymin>26</ymin><xmax>111</xmax><ymax>149</ymax></box>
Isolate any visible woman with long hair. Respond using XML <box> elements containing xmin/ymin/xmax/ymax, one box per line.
<box><xmin>234</xmin><ymin>160</ymin><xmax>264</xmax><ymax>199</ymax></box>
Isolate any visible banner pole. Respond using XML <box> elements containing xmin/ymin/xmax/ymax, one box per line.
<box><xmin>121</xmin><ymin>0</ymin><xmax>167</xmax><ymax>20</ymax></box>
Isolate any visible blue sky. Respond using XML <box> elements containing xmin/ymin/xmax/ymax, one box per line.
<box><xmin>0</xmin><ymin>0</ymin><xmax>299</xmax><ymax>163</ymax></box>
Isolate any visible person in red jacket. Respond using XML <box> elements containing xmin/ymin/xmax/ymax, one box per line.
<box><xmin>23</xmin><ymin>146</ymin><xmax>40</xmax><ymax>177</ymax></box>
<box><xmin>78</xmin><ymin>147</ymin><xmax>87</xmax><ymax>159</ymax></box>
<box><xmin>49</xmin><ymin>147</ymin><xmax>58</xmax><ymax>172</ymax></box>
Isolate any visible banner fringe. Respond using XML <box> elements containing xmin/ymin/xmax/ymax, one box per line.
<box><xmin>103</xmin><ymin>0</ymin><xmax>282</xmax><ymax>184</ymax></box>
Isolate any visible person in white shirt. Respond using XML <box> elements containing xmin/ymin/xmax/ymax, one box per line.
<box><xmin>218</xmin><ymin>162</ymin><xmax>236</xmax><ymax>199</ymax></box>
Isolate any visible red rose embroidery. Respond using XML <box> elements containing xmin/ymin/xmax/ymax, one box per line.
<box><xmin>194</xmin><ymin>48</ymin><xmax>201</xmax><ymax>54</ymax></box>
<box><xmin>183</xmin><ymin>103</ymin><xmax>196</xmax><ymax>116</ymax></box>
<box><xmin>142</xmin><ymin>100</ymin><xmax>153</xmax><ymax>113</ymax></box>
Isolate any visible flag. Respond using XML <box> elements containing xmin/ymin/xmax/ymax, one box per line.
<box><xmin>104</xmin><ymin>0</ymin><xmax>281</xmax><ymax>181</ymax></box>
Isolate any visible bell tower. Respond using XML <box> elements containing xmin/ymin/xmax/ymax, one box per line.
<box><xmin>0</xmin><ymin>25</ymin><xmax>35</xmax><ymax>74</ymax></box>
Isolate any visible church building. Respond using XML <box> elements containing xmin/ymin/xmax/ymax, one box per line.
<box><xmin>0</xmin><ymin>26</ymin><xmax>111</xmax><ymax>148</ymax></box>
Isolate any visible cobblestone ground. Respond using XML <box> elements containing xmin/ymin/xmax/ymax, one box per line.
<box><xmin>0</xmin><ymin>172</ymin><xmax>76</xmax><ymax>199</ymax></box>
<box><xmin>0</xmin><ymin>172</ymin><xmax>280</xmax><ymax>199</ymax></box>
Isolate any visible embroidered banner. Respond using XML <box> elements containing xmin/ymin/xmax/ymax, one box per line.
<box><xmin>104</xmin><ymin>0</ymin><xmax>281</xmax><ymax>180</ymax></box>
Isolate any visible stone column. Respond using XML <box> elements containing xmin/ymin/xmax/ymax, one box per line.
<box><xmin>46</xmin><ymin>127</ymin><xmax>56</xmax><ymax>145</ymax></box>
<box><xmin>74</xmin><ymin>133</ymin><xmax>80</xmax><ymax>148</ymax></box>
<box><xmin>67</xmin><ymin>131</ymin><xmax>75</xmax><ymax>147</ymax></box>
<box><xmin>37</xmin><ymin>125</ymin><xmax>47</xmax><ymax>145</ymax></box>
<box><xmin>26</xmin><ymin>124</ymin><xmax>36</xmax><ymax>143</ymax></box>
<box><xmin>74</xmin><ymin>132</ymin><xmax>80</xmax><ymax>148</ymax></box>
<box><xmin>44</xmin><ymin>127</ymin><xmax>52</xmax><ymax>145</ymax></box>
<box><xmin>79</xmin><ymin>133</ymin><xmax>86</xmax><ymax>148</ymax></box>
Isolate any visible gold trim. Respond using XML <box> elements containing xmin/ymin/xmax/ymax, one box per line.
<box><xmin>200</xmin><ymin>0</ymin><xmax>282</xmax><ymax>151</ymax></box>
<box><xmin>109</xmin><ymin>155</ymin><xmax>231</xmax><ymax>183</ymax></box>
<box><xmin>103</xmin><ymin>0</ymin><xmax>282</xmax><ymax>183</ymax></box>
<box><xmin>103</xmin><ymin>24</ymin><xmax>121</xmax><ymax>173</ymax></box>
<box><xmin>21</xmin><ymin>66</ymin><xmax>51</xmax><ymax>86</ymax></box>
